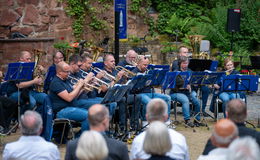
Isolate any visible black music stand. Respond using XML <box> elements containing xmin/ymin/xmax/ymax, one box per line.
<box><xmin>129</xmin><ymin>74</ymin><xmax>153</xmax><ymax>134</ymax></box>
<box><xmin>188</xmin><ymin>59</ymin><xmax>212</xmax><ymax>71</ymax></box>
<box><xmin>4</xmin><ymin>62</ymin><xmax>35</xmax><ymax>135</ymax></box>
<box><xmin>101</xmin><ymin>84</ymin><xmax>130</xmax><ymax>139</ymax></box>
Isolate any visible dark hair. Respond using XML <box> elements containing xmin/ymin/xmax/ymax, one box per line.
<box><xmin>103</xmin><ymin>53</ymin><xmax>114</xmax><ymax>62</ymax></box>
<box><xmin>69</xmin><ymin>54</ymin><xmax>82</xmax><ymax>64</ymax></box>
<box><xmin>178</xmin><ymin>56</ymin><xmax>189</xmax><ymax>66</ymax></box>
<box><xmin>81</xmin><ymin>53</ymin><xmax>93</xmax><ymax>62</ymax></box>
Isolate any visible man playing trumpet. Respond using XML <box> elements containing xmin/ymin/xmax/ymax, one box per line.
<box><xmin>98</xmin><ymin>54</ymin><xmax>142</xmax><ymax>131</ymax></box>
<box><xmin>118</xmin><ymin>49</ymin><xmax>138</xmax><ymax>67</ymax></box>
<box><xmin>49</xmin><ymin>61</ymin><xmax>91</xmax><ymax>132</ymax></box>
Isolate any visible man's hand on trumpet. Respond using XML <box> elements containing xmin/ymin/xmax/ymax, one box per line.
<box><xmin>96</xmin><ymin>70</ymin><xmax>106</xmax><ymax>79</ymax></box>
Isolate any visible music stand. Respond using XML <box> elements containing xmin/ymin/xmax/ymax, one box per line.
<box><xmin>148</xmin><ymin>69</ymin><xmax>169</xmax><ymax>87</ymax></box>
<box><xmin>4</xmin><ymin>62</ymin><xmax>35</xmax><ymax>135</ymax></box>
<box><xmin>188</xmin><ymin>59</ymin><xmax>212</xmax><ymax>71</ymax></box>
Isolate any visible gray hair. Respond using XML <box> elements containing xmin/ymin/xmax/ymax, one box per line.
<box><xmin>227</xmin><ymin>136</ymin><xmax>260</xmax><ymax>160</ymax></box>
<box><xmin>146</xmin><ymin>98</ymin><xmax>168</xmax><ymax>121</ymax></box>
<box><xmin>76</xmin><ymin>131</ymin><xmax>108</xmax><ymax>160</ymax></box>
<box><xmin>88</xmin><ymin>105</ymin><xmax>109</xmax><ymax>126</ymax></box>
<box><xmin>143</xmin><ymin>121</ymin><xmax>172</xmax><ymax>155</ymax></box>
<box><xmin>20</xmin><ymin>111</ymin><xmax>43</xmax><ymax>136</ymax></box>
<box><xmin>227</xmin><ymin>99</ymin><xmax>247</xmax><ymax>123</ymax></box>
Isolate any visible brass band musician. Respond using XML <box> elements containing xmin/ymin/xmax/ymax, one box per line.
<box><xmin>117</xmin><ymin>49</ymin><xmax>138</xmax><ymax>67</ymax></box>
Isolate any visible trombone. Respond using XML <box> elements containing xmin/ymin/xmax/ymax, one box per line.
<box><xmin>115</xmin><ymin>66</ymin><xmax>136</xmax><ymax>78</ymax></box>
<box><xmin>79</xmin><ymin>69</ymin><xmax>110</xmax><ymax>87</ymax></box>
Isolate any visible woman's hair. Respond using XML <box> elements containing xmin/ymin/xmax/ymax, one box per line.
<box><xmin>224</xmin><ymin>58</ymin><xmax>233</xmax><ymax>67</ymax></box>
<box><xmin>76</xmin><ymin>131</ymin><xmax>108</xmax><ymax>160</ymax></box>
<box><xmin>143</xmin><ymin>121</ymin><xmax>172</xmax><ymax>156</ymax></box>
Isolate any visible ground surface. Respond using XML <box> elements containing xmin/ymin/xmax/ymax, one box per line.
<box><xmin>0</xmin><ymin>93</ymin><xmax>259</xmax><ymax>160</ymax></box>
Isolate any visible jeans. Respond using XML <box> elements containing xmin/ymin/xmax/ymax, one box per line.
<box><xmin>56</xmin><ymin>107</ymin><xmax>89</xmax><ymax>131</ymax></box>
<box><xmin>201</xmin><ymin>86</ymin><xmax>210</xmax><ymax>112</ymax></box>
<box><xmin>10</xmin><ymin>90</ymin><xmax>48</xmax><ymax>112</ymax></box>
<box><xmin>138</xmin><ymin>93</ymin><xmax>171</xmax><ymax>120</ymax></box>
<box><xmin>127</xmin><ymin>94</ymin><xmax>142</xmax><ymax>128</ymax></box>
<box><xmin>170</xmin><ymin>91</ymin><xmax>200</xmax><ymax>120</ymax></box>
<box><xmin>219</xmin><ymin>92</ymin><xmax>240</xmax><ymax>117</ymax></box>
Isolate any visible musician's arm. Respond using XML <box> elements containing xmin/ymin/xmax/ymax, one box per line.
<box><xmin>58</xmin><ymin>79</ymin><xmax>84</xmax><ymax>102</ymax></box>
<box><xmin>16</xmin><ymin>77</ymin><xmax>42</xmax><ymax>88</ymax></box>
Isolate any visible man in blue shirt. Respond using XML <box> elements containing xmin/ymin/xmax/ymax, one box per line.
<box><xmin>49</xmin><ymin>61</ymin><xmax>92</xmax><ymax>131</ymax></box>
<box><xmin>132</xmin><ymin>56</ymin><xmax>171</xmax><ymax>126</ymax></box>
<box><xmin>118</xmin><ymin>49</ymin><xmax>138</xmax><ymax>67</ymax></box>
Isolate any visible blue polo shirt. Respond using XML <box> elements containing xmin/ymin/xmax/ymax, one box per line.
<box><xmin>49</xmin><ymin>75</ymin><xmax>73</xmax><ymax>112</ymax></box>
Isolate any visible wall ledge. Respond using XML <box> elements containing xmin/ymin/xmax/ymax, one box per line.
<box><xmin>0</xmin><ymin>38</ymin><xmax>55</xmax><ymax>42</ymax></box>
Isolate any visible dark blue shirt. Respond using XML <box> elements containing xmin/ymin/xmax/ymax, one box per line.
<box><xmin>171</xmin><ymin>60</ymin><xmax>179</xmax><ymax>71</ymax></box>
<box><xmin>49</xmin><ymin>75</ymin><xmax>73</xmax><ymax>112</ymax></box>
<box><xmin>117</xmin><ymin>60</ymin><xmax>131</xmax><ymax>67</ymax></box>
<box><xmin>44</xmin><ymin>64</ymin><xmax>56</xmax><ymax>93</ymax></box>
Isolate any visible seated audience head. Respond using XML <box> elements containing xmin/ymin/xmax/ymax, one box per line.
<box><xmin>178</xmin><ymin>56</ymin><xmax>189</xmax><ymax>71</ymax></box>
<box><xmin>126</xmin><ymin>50</ymin><xmax>138</xmax><ymax>64</ymax></box>
<box><xmin>136</xmin><ymin>55</ymin><xmax>149</xmax><ymax>72</ymax></box>
<box><xmin>69</xmin><ymin>54</ymin><xmax>83</xmax><ymax>73</ymax></box>
<box><xmin>143</xmin><ymin>121</ymin><xmax>171</xmax><ymax>156</ymax></box>
<box><xmin>53</xmin><ymin>51</ymin><xmax>65</xmax><ymax>65</ymax></box>
<box><xmin>178</xmin><ymin>46</ymin><xmax>189</xmax><ymax>57</ymax></box>
<box><xmin>227</xmin><ymin>136</ymin><xmax>260</xmax><ymax>160</ymax></box>
<box><xmin>81</xmin><ymin>53</ymin><xmax>93</xmax><ymax>71</ymax></box>
<box><xmin>103</xmin><ymin>54</ymin><xmax>115</xmax><ymax>70</ymax></box>
<box><xmin>20</xmin><ymin>51</ymin><xmax>32</xmax><ymax>62</ymax></box>
<box><xmin>146</xmin><ymin>98</ymin><xmax>168</xmax><ymax>123</ymax></box>
<box><xmin>211</xmin><ymin>119</ymin><xmax>238</xmax><ymax>148</ymax></box>
<box><xmin>88</xmin><ymin>104</ymin><xmax>110</xmax><ymax>131</ymax></box>
<box><xmin>20</xmin><ymin>110</ymin><xmax>43</xmax><ymax>136</ymax></box>
<box><xmin>76</xmin><ymin>130</ymin><xmax>108</xmax><ymax>160</ymax></box>
<box><xmin>56</xmin><ymin>61</ymin><xmax>70</xmax><ymax>80</ymax></box>
<box><xmin>226</xmin><ymin>99</ymin><xmax>247</xmax><ymax>123</ymax></box>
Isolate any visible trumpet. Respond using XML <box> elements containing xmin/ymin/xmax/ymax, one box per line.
<box><xmin>67</xmin><ymin>75</ymin><xmax>100</xmax><ymax>92</ymax></box>
<box><xmin>91</xmin><ymin>67</ymin><xmax>117</xmax><ymax>82</ymax></box>
<box><xmin>79</xmin><ymin>69</ymin><xmax>110</xmax><ymax>87</ymax></box>
<box><xmin>115</xmin><ymin>66</ymin><xmax>136</xmax><ymax>78</ymax></box>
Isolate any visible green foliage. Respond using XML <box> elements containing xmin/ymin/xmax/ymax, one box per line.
<box><xmin>53</xmin><ymin>41</ymin><xmax>73</xmax><ymax>52</ymax></box>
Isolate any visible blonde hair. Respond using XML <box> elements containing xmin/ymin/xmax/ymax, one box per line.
<box><xmin>143</xmin><ymin>121</ymin><xmax>172</xmax><ymax>155</ymax></box>
<box><xmin>76</xmin><ymin>131</ymin><xmax>108</xmax><ymax>160</ymax></box>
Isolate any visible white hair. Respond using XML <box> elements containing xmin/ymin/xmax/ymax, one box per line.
<box><xmin>227</xmin><ymin>136</ymin><xmax>260</xmax><ymax>160</ymax></box>
<box><xmin>76</xmin><ymin>131</ymin><xmax>108</xmax><ymax>160</ymax></box>
<box><xmin>20</xmin><ymin>110</ymin><xmax>43</xmax><ymax>136</ymax></box>
<box><xmin>143</xmin><ymin>121</ymin><xmax>172</xmax><ymax>155</ymax></box>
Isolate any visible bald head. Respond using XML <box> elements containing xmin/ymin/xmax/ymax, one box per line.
<box><xmin>226</xmin><ymin>99</ymin><xmax>247</xmax><ymax>123</ymax></box>
<box><xmin>211</xmin><ymin>119</ymin><xmax>238</xmax><ymax>148</ymax></box>
<box><xmin>20</xmin><ymin>111</ymin><xmax>43</xmax><ymax>136</ymax></box>
<box><xmin>88</xmin><ymin>104</ymin><xmax>109</xmax><ymax>128</ymax></box>
<box><xmin>146</xmin><ymin>98</ymin><xmax>168</xmax><ymax>122</ymax></box>
<box><xmin>20</xmin><ymin>51</ymin><xmax>32</xmax><ymax>62</ymax></box>
<box><xmin>56</xmin><ymin>61</ymin><xmax>69</xmax><ymax>72</ymax></box>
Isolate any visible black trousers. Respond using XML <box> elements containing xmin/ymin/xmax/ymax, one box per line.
<box><xmin>0</xmin><ymin>96</ymin><xmax>17</xmax><ymax>129</ymax></box>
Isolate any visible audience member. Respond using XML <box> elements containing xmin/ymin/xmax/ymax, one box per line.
<box><xmin>227</xmin><ymin>136</ymin><xmax>260</xmax><ymax>160</ymax></box>
<box><xmin>65</xmin><ymin>104</ymin><xmax>129</xmax><ymax>160</ymax></box>
<box><xmin>197</xmin><ymin>119</ymin><xmax>238</xmax><ymax>160</ymax></box>
<box><xmin>76</xmin><ymin>130</ymin><xmax>108</xmax><ymax>160</ymax></box>
<box><xmin>131</xmin><ymin>98</ymin><xmax>189</xmax><ymax>160</ymax></box>
<box><xmin>3</xmin><ymin>111</ymin><xmax>60</xmax><ymax>160</ymax></box>
<box><xmin>202</xmin><ymin>99</ymin><xmax>260</xmax><ymax>155</ymax></box>
<box><xmin>143</xmin><ymin>121</ymin><xmax>175</xmax><ymax>160</ymax></box>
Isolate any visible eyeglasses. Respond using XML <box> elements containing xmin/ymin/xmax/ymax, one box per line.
<box><xmin>62</xmin><ymin>70</ymin><xmax>70</xmax><ymax>73</ymax></box>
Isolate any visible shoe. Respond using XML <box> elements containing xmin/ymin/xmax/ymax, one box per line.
<box><xmin>194</xmin><ymin>120</ymin><xmax>206</xmax><ymax>127</ymax></box>
<box><xmin>165</xmin><ymin>120</ymin><xmax>171</xmax><ymax>126</ymax></box>
<box><xmin>142</xmin><ymin>121</ymin><xmax>149</xmax><ymax>128</ymax></box>
<box><xmin>184</xmin><ymin>120</ymin><xmax>194</xmax><ymax>128</ymax></box>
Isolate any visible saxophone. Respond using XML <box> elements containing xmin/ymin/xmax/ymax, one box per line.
<box><xmin>33</xmin><ymin>49</ymin><xmax>46</xmax><ymax>92</ymax></box>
